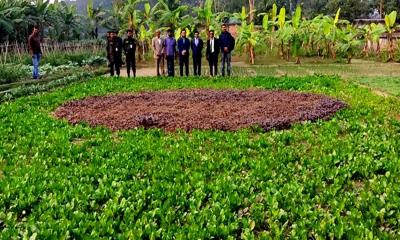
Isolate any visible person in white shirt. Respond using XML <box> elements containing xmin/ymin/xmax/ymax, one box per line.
<box><xmin>206</xmin><ymin>30</ymin><xmax>220</xmax><ymax>76</ymax></box>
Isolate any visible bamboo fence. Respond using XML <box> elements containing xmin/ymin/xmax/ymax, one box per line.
<box><xmin>0</xmin><ymin>40</ymin><xmax>106</xmax><ymax>64</ymax></box>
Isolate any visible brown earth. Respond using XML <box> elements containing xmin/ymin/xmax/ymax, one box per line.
<box><xmin>54</xmin><ymin>89</ymin><xmax>347</xmax><ymax>132</ymax></box>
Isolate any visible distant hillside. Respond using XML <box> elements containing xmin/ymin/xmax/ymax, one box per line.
<box><xmin>64</xmin><ymin>0</ymin><xmax>201</xmax><ymax>15</ymax></box>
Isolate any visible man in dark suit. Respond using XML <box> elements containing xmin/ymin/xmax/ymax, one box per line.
<box><xmin>191</xmin><ymin>31</ymin><xmax>203</xmax><ymax>76</ymax></box>
<box><xmin>206</xmin><ymin>30</ymin><xmax>220</xmax><ymax>76</ymax></box>
<box><xmin>177</xmin><ymin>29</ymin><xmax>190</xmax><ymax>77</ymax></box>
<box><xmin>123</xmin><ymin>29</ymin><xmax>137</xmax><ymax>78</ymax></box>
<box><xmin>106</xmin><ymin>30</ymin><xmax>123</xmax><ymax>77</ymax></box>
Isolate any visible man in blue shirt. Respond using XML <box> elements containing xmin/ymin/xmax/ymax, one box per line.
<box><xmin>191</xmin><ymin>31</ymin><xmax>204</xmax><ymax>76</ymax></box>
<box><xmin>219</xmin><ymin>24</ymin><xmax>235</xmax><ymax>76</ymax></box>
<box><xmin>164</xmin><ymin>29</ymin><xmax>177</xmax><ymax>77</ymax></box>
<box><xmin>177</xmin><ymin>29</ymin><xmax>190</xmax><ymax>77</ymax></box>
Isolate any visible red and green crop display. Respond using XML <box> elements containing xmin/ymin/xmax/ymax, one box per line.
<box><xmin>1</xmin><ymin>76</ymin><xmax>400</xmax><ymax>239</ymax></box>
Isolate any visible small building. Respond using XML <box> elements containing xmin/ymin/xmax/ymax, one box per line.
<box><xmin>226</xmin><ymin>19</ymin><xmax>242</xmax><ymax>39</ymax></box>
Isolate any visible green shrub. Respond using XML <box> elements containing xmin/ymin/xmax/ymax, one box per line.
<box><xmin>0</xmin><ymin>64</ymin><xmax>30</xmax><ymax>84</ymax></box>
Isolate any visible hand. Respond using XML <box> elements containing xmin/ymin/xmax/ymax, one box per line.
<box><xmin>224</xmin><ymin>47</ymin><xmax>228</xmax><ymax>52</ymax></box>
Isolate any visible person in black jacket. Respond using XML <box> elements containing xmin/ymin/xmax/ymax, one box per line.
<box><xmin>191</xmin><ymin>31</ymin><xmax>204</xmax><ymax>76</ymax></box>
<box><xmin>177</xmin><ymin>29</ymin><xmax>190</xmax><ymax>77</ymax></box>
<box><xmin>206</xmin><ymin>30</ymin><xmax>220</xmax><ymax>76</ymax></box>
<box><xmin>123</xmin><ymin>29</ymin><xmax>137</xmax><ymax>78</ymax></box>
<box><xmin>219</xmin><ymin>24</ymin><xmax>235</xmax><ymax>76</ymax></box>
<box><xmin>107</xmin><ymin>30</ymin><xmax>123</xmax><ymax>77</ymax></box>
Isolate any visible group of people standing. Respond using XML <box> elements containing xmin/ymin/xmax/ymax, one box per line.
<box><xmin>106</xmin><ymin>23</ymin><xmax>235</xmax><ymax>78</ymax></box>
<box><xmin>106</xmin><ymin>29</ymin><xmax>137</xmax><ymax>78</ymax></box>
<box><xmin>152</xmin><ymin>23</ymin><xmax>235</xmax><ymax>77</ymax></box>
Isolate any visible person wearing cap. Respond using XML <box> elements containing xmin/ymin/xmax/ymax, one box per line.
<box><xmin>123</xmin><ymin>29</ymin><xmax>137</xmax><ymax>78</ymax></box>
<box><xmin>206</xmin><ymin>30</ymin><xmax>220</xmax><ymax>76</ymax></box>
<box><xmin>106</xmin><ymin>30</ymin><xmax>123</xmax><ymax>77</ymax></box>
<box><xmin>191</xmin><ymin>30</ymin><xmax>204</xmax><ymax>76</ymax></box>
<box><xmin>164</xmin><ymin>29</ymin><xmax>177</xmax><ymax>77</ymax></box>
<box><xmin>151</xmin><ymin>30</ymin><xmax>165</xmax><ymax>77</ymax></box>
<box><xmin>219</xmin><ymin>23</ymin><xmax>235</xmax><ymax>76</ymax></box>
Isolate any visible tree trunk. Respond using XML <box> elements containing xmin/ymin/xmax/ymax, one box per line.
<box><xmin>376</xmin><ymin>40</ymin><xmax>381</xmax><ymax>53</ymax></box>
<box><xmin>363</xmin><ymin>40</ymin><xmax>369</xmax><ymax>57</ymax></box>
<box><xmin>249</xmin><ymin>44</ymin><xmax>255</xmax><ymax>64</ymax></box>
<box><xmin>248</xmin><ymin>0</ymin><xmax>255</xmax><ymax>22</ymax></box>
<box><xmin>295</xmin><ymin>56</ymin><xmax>300</xmax><ymax>64</ymax></box>
<box><xmin>286</xmin><ymin>45</ymin><xmax>290</xmax><ymax>61</ymax></box>
<box><xmin>142</xmin><ymin>40</ymin><xmax>146</xmax><ymax>62</ymax></box>
<box><xmin>279</xmin><ymin>41</ymin><xmax>284</xmax><ymax>58</ymax></box>
<box><xmin>331</xmin><ymin>43</ymin><xmax>336</xmax><ymax>59</ymax></box>
<box><xmin>347</xmin><ymin>56</ymin><xmax>352</xmax><ymax>64</ymax></box>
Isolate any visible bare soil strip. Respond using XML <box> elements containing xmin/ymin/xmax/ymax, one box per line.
<box><xmin>54</xmin><ymin>89</ymin><xmax>346</xmax><ymax>132</ymax></box>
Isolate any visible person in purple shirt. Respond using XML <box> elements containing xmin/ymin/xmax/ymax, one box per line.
<box><xmin>164</xmin><ymin>29</ymin><xmax>177</xmax><ymax>77</ymax></box>
<box><xmin>177</xmin><ymin>29</ymin><xmax>190</xmax><ymax>77</ymax></box>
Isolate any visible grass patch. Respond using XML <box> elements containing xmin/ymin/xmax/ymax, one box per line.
<box><xmin>0</xmin><ymin>76</ymin><xmax>400</xmax><ymax>238</ymax></box>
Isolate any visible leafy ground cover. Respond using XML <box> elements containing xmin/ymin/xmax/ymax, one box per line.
<box><xmin>237</xmin><ymin>57</ymin><xmax>400</xmax><ymax>96</ymax></box>
<box><xmin>0</xmin><ymin>56</ymin><xmax>107</xmax><ymax>85</ymax></box>
<box><xmin>1</xmin><ymin>76</ymin><xmax>400</xmax><ymax>239</ymax></box>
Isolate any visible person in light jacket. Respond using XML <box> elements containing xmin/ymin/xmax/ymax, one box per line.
<box><xmin>152</xmin><ymin>30</ymin><xmax>165</xmax><ymax>77</ymax></box>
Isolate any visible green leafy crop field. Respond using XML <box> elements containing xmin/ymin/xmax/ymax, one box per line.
<box><xmin>1</xmin><ymin>76</ymin><xmax>400</xmax><ymax>239</ymax></box>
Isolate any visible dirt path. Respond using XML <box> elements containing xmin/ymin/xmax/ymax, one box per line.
<box><xmin>118</xmin><ymin>60</ymin><xmax>253</xmax><ymax>77</ymax></box>
<box><xmin>119</xmin><ymin>65</ymin><xmax>156</xmax><ymax>77</ymax></box>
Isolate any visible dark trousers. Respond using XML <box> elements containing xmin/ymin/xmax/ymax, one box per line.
<box><xmin>126</xmin><ymin>54</ymin><xmax>136</xmax><ymax>77</ymax></box>
<box><xmin>166</xmin><ymin>55</ymin><xmax>175</xmax><ymax>77</ymax></box>
<box><xmin>193</xmin><ymin>55</ymin><xmax>202</xmax><ymax>76</ymax></box>
<box><xmin>179</xmin><ymin>55</ymin><xmax>189</xmax><ymax>77</ymax></box>
<box><xmin>208</xmin><ymin>53</ymin><xmax>218</xmax><ymax>76</ymax></box>
<box><xmin>221</xmin><ymin>52</ymin><xmax>232</xmax><ymax>76</ymax></box>
<box><xmin>109</xmin><ymin>61</ymin><xmax>121</xmax><ymax>77</ymax></box>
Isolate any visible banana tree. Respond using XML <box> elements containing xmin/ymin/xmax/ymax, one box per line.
<box><xmin>361</xmin><ymin>23</ymin><xmax>386</xmax><ymax>56</ymax></box>
<box><xmin>123</xmin><ymin>0</ymin><xmax>144</xmax><ymax>31</ymax></box>
<box><xmin>323</xmin><ymin>8</ymin><xmax>342</xmax><ymax>59</ymax></box>
<box><xmin>275</xmin><ymin>6</ymin><xmax>290</xmax><ymax>59</ymax></box>
<box><xmin>338</xmin><ymin>25</ymin><xmax>362</xmax><ymax>64</ymax></box>
<box><xmin>315</xmin><ymin>8</ymin><xmax>347</xmax><ymax>59</ymax></box>
<box><xmin>138</xmin><ymin>23</ymin><xmax>155</xmax><ymax>62</ymax></box>
<box><xmin>384</xmin><ymin>11</ymin><xmax>397</xmax><ymax>61</ymax></box>
<box><xmin>291</xmin><ymin>5</ymin><xmax>303</xmax><ymax>64</ymax></box>
<box><xmin>48</xmin><ymin>2</ymin><xmax>83</xmax><ymax>41</ymax></box>
<box><xmin>258</xmin><ymin>3</ymin><xmax>278</xmax><ymax>53</ymax></box>
<box><xmin>269</xmin><ymin>3</ymin><xmax>278</xmax><ymax>50</ymax></box>
<box><xmin>153</xmin><ymin>0</ymin><xmax>189</xmax><ymax>29</ymax></box>
<box><xmin>371</xmin><ymin>23</ymin><xmax>386</xmax><ymax>54</ymax></box>
<box><xmin>194</xmin><ymin>0</ymin><xmax>213</xmax><ymax>35</ymax></box>
<box><xmin>0</xmin><ymin>1</ymin><xmax>26</xmax><ymax>42</ymax></box>
<box><xmin>235</xmin><ymin>7</ymin><xmax>260</xmax><ymax>64</ymax></box>
<box><xmin>102</xmin><ymin>2</ymin><xmax>124</xmax><ymax>31</ymax></box>
<box><xmin>87</xmin><ymin>0</ymin><xmax>106</xmax><ymax>38</ymax></box>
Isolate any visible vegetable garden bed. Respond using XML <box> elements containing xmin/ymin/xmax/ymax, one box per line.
<box><xmin>1</xmin><ymin>76</ymin><xmax>400</xmax><ymax>239</ymax></box>
<box><xmin>54</xmin><ymin>89</ymin><xmax>346</xmax><ymax>132</ymax></box>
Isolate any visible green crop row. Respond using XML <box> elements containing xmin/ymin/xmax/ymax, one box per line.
<box><xmin>0</xmin><ymin>76</ymin><xmax>400</xmax><ymax>239</ymax></box>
